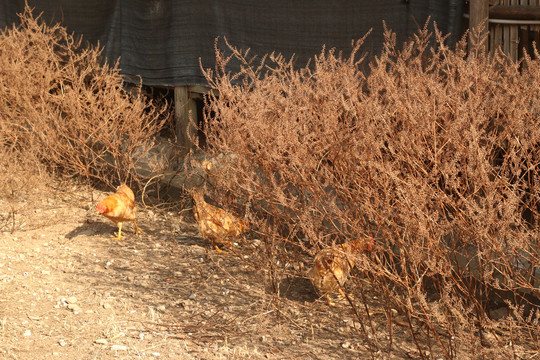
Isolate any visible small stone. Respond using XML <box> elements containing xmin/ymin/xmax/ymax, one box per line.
<box><xmin>58</xmin><ymin>339</ymin><xmax>67</xmax><ymax>347</ymax></box>
<box><xmin>342</xmin><ymin>341</ymin><xmax>351</xmax><ymax>349</ymax></box>
<box><xmin>156</xmin><ymin>305</ymin><xmax>166</xmax><ymax>312</ymax></box>
<box><xmin>65</xmin><ymin>296</ymin><xmax>77</xmax><ymax>304</ymax></box>
<box><xmin>188</xmin><ymin>293</ymin><xmax>196</xmax><ymax>300</ymax></box>
<box><xmin>111</xmin><ymin>344</ymin><xmax>128</xmax><ymax>351</ymax></box>
<box><xmin>102</xmin><ymin>303</ymin><xmax>112</xmax><ymax>309</ymax></box>
<box><xmin>67</xmin><ymin>304</ymin><xmax>81</xmax><ymax>312</ymax></box>
<box><xmin>151</xmin><ymin>352</ymin><xmax>160</xmax><ymax>357</ymax></box>
<box><xmin>139</xmin><ymin>333</ymin><xmax>145</xmax><ymax>340</ymax></box>
<box><xmin>23</xmin><ymin>330</ymin><xmax>32</xmax><ymax>336</ymax></box>
<box><xmin>94</xmin><ymin>339</ymin><xmax>108</xmax><ymax>345</ymax></box>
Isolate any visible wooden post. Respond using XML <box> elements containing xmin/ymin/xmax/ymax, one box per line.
<box><xmin>174</xmin><ymin>86</ymin><xmax>197</xmax><ymax>150</ymax></box>
<box><xmin>469</xmin><ymin>0</ymin><xmax>489</xmax><ymax>54</ymax></box>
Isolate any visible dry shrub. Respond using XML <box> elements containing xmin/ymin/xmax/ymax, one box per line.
<box><xmin>0</xmin><ymin>5</ymin><xmax>170</xmax><ymax>196</ymax></box>
<box><xmin>196</xmin><ymin>23</ymin><xmax>540</xmax><ymax>358</ymax></box>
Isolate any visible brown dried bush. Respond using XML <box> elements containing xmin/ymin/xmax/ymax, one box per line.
<box><xmin>0</xmin><ymin>5</ymin><xmax>170</xmax><ymax>197</ymax></box>
<box><xmin>196</xmin><ymin>23</ymin><xmax>540</xmax><ymax>358</ymax></box>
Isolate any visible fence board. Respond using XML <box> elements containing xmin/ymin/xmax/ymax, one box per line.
<box><xmin>487</xmin><ymin>0</ymin><xmax>540</xmax><ymax>61</ymax></box>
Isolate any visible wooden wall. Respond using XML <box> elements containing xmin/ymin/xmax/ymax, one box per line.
<box><xmin>488</xmin><ymin>0</ymin><xmax>540</xmax><ymax>61</ymax></box>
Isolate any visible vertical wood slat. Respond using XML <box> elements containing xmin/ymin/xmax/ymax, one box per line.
<box><xmin>519</xmin><ymin>25</ymin><xmax>529</xmax><ymax>59</ymax></box>
<box><xmin>503</xmin><ymin>23</ymin><xmax>510</xmax><ymax>54</ymax></box>
<box><xmin>510</xmin><ymin>25</ymin><xmax>519</xmax><ymax>61</ymax></box>
<box><xmin>493</xmin><ymin>24</ymin><xmax>503</xmax><ymax>52</ymax></box>
<box><xmin>488</xmin><ymin>0</ymin><xmax>539</xmax><ymax>60</ymax></box>
<box><xmin>502</xmin><ymin>0</ymin><xmax>510</xmax><ymax>56</ymax></box>
<box><xmin>470</xmin><ymin>0</ymin><xmax>490</xmax><ymax>53</ymax></box>
<box><xmin>509</xmin><ymin>0</ymin><xmax>518</xmax><ymax>61</ymax></box>
<box><xmin>533</xmin><ymin>0</ymin><xmax>540</xmax><ymax>32</ymax></box>
<box><xmin>518</xmin><ymin>0</ymin><xmax>528</xmax><ymax>60</ymax></box>
<box><xmin>174</xmin><ymin>86</ymin><xmax>198</xmax><ymax>149</ymax></box>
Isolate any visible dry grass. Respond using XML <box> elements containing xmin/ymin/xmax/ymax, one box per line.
<box><xmin>195</xmin><ymin>22</ymin><xmax>540</xmax><ymax>359</ymax></box>
<box><xmin>2</xmin><ymin>4</ymin><xmax>539</xmax><ymax>358</ymax></box>
<box><xmin>0</xmin><ymin>5</ymin><xmax>170</xmax><ymax>196</ymax></box>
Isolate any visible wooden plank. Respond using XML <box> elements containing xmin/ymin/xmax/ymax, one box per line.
<box><xmin>504</xmin><ymin>23</ymin><xmax>511</xmax><ymax>55</ymax></box>
<box><xmin>492</xmin><ymin>24</ymin><xmax>503</xmax><ymax>54</ymax></box>
<box><xmin>510</xmin><ymin>0</ymin><xmax>519</xmax><ymax>61</ymax></box>
<box><xmin>469</xmin><ymin>0</ymin><xmax>490</xmax><ymax>53</ymax></box>
<box><xmin>518</xmin><ymin>25</ymin><xmax>530</xmax><ymax>59</ymax></box>
<box><xmin>489</xmin><ymin>5</ymin><xmax>540</xmax><ymax>20</ymax></box>
<box><xmin>534</xmin><ymin>0</ymin><xmax>540</xmax><ymax>32</ymax></box>
<box><xmin>188</xmin><ymin>85</ymin><xmax>213</xmax><ymax>95</ymax></box>
<box><xmin>510</xmin><ymin>25</ymin><xmax>519</xmax><ymax>61</ymax></box>
<box><xmin>519</xmin><ymin>0</ymin><xmax>529</xmax><ymax>60</ymax></box>
<box><xmin>489</xmin><ymin>23</ymin><xmax>494</xmax><ymax>52</ymax></box>
<box><xmin>174</xmin><ymin>86</ymin><xmax>198</xmax><ymax>149</ymax></box>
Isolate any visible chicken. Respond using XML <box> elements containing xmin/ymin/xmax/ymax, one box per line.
<box><xmin>190</xmin><ymin>187</ymin><xmax>249</xmax><ymax>252</ymax></box>
<box><xmin>96</xmin><ymin>184</ymin><xmax>142</xmax><ymax>240</ymax></box>
<box><xmin>309</xmin><ymin>236</ymin><xmax>374</xmax><ymax>305</ymax></box>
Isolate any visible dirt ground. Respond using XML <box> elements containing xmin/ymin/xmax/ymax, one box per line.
<box><xmin>0</xmin><ymin>181</ymin><xmax>434</xmax><ymax>360</ymax></box>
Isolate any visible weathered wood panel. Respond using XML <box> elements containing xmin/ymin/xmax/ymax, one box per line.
<box><xmin>487</xmin><ymin>0</ymin><xmax>540</xmax><ymax>61</ymax></box>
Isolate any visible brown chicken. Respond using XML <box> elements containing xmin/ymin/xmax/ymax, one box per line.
<box><xmin>190</xmin><ymin>187</ymin><xmax>249</xmax><ymax>252</ymax></box>
<box><xmin>96</xmin><ymin>184</ymin><xmax>142</xmax><ymax>240</ymax></box>
<box><xmin>309</xmin><ymin>237</ymin><xmax>374</xmax><ymax>305</ymax></box>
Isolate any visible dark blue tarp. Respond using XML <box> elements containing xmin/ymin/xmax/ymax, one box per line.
<box><xmin>0</xmin><ymin>1</ymin><xmax>464</xmax><ymax>87</ymax></box>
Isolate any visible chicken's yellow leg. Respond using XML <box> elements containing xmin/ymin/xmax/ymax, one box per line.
<box><xmin>213</xmin><ymin>244</ymin><xmax>229</xmax><ymax>253</ymax></box>
<box><xmin>133</xmin><ymin>220</ymin><xmax>144</xmax><ymax>235</ymax></box>
<box><xmin>113</xmin><ymin>222</ymin><xmax>123</xmax><ymax>240</ymax></box>
<box><xmin>212</xmin><ymin>239</ymin><xmax>234</xmax><ymax>253</ymax></box>
<box><xmin>325</xmin><ymin>294</ymin><xmax>336</xmax><ymax>307</ymax></box>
